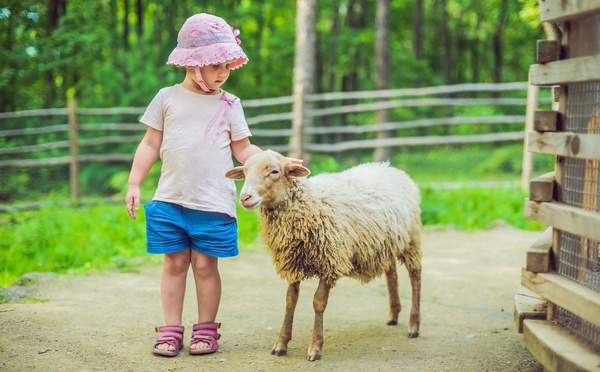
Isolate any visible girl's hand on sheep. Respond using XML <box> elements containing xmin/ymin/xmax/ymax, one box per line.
<box><xmin>125</xmin><ymin>185</ymin><xmax>141</xmax><ymax>220</ymax></box>
<box><xmin>288</xmin><ymin>157</ymin><xmax>303</xmax><ymax>164</ymax></box>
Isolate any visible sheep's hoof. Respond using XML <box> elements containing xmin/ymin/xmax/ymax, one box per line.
<box><xmin>307</xmin><ymin>353</ymin><xmax>321</xmax><ymax>361</ymax></box>
<box><xmin>407</xmin><ymin>331</ymin><xmax>419</xmax><ymax>338</ymax></box>
<box><xmin>386</xmin><ymin>320</ymin><xmax>398</xmax><ymax>326</ymax></box>
<box><xmin>271</xmin><ymin>349</ymin><xmax>287</xmax><ymax>356</ymax></box>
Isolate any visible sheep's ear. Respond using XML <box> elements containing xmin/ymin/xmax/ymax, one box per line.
<box><xmin>225</xmin><ymin>166</ymin><xmax>245</xmax><ymax>180</ymax></box>
<box><xmin>285</xmin><ymin>163</ymin><xmax>311</xmax><ymax>178</ymax></box>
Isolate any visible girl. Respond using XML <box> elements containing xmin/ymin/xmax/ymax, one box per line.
<box><xmin>125</xmin><ymin>13</ymin><xmax>280</xmax><ymax>357</ymax></box>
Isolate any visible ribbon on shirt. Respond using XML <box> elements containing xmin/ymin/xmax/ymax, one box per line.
<box><xmin>204</xmin><ymin>91</ymin><xmax>237</xmax><ymax>144</ymax></box>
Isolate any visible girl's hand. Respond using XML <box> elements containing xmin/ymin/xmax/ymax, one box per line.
<box><xmin>125</xmin><ymin>185</ymin><xmax>141</xmax><ymax>220</ymax></box>
<box><xmin>288</xmin><ymin>157</ymin><xmax>303</xmax><ymax>164</ymax></box>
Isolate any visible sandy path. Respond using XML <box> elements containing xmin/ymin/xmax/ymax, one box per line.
<box><xmin>0</xmin><ymin>227</ymin><xmax>544</xmax><ymax>371</ymax></box>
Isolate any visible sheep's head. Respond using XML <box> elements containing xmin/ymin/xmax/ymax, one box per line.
<box><xmin>225</xmin><ymin>150</ymin><xmax>310</xmax><ymax>210</ymax></box>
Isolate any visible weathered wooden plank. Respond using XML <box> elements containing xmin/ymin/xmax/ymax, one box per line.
<box><xmin>305</xmin><ymin>116</ymin><xmax>526</xmax><ymax>135</ymax></box>
<box><xmin>522</xmin><ymin>83</ymin><xmax>540</xmax><ymax>189</ymax></box>
<box><xmin>514</xmin><ymin>285</ymin><xmax>547</xmax><ymax>333</ymax></box>
<box><xmin>526</xmin><ymin>227</ymin><xmax>554</xmax><ymax>273</ymax></box>
<box><xmin>521</xmin><ymin>268</ymin><xmax>600</xmax><ymax>328</ymax></box>
<box><xmin>305</xmin><ymin>82</ymin><xmax>529</xmax><ymax>102</ymax></box>
<box><xmin>539</xmin><ymin>0</ymin><xmax>600</xmax><ymax>23</ymax></box>
<box><xmin>528</xmin><ymin>132</ymin><xmax>600</xmax><ymax>160</ymax></box>
<box><xmin>304</xmin><ymin>132</ymin><xmax>524</xmax><ymax>153</ymax></box>
<box><xmin>529</xmin><ymin>172</ymin><xmax>555</xmax><ymax>202</ymax></box>
<box><xmin>0</xmin><ymin>108</ymin><xmax>67</xmax><ymax>119</ymax></box>
<box><xmin>536</xmin><ymin>40</ymin><xmax>561</xmax><ymax>64</ymax></box>
<box><xmin>307</xmin><ymin>98</ymin><xmax>526</xmax><ymax>118</ymax></box>
<box><xmin>75</xmin><ymin>107</ymin><xmax>145</xmax><ymax>115</ymax></box>
<box><xmin>0</xmin><ymin>124</ymin><xmax>69</xmax><ymax>138</ymax></box>
<box><xmin>1</xmin><ymin>136</ymin><xmax>146</xmax><ymax>156</ymax></box>
<box><xmin>529</xmin><ymin>54</ymin><xmax>600</xmax><ymax>86</ymax></box>
<box><xmin>523</xmin><ymin>320</ymin><xmax>600</xmax><ymax>372</ymax></box>
<box><xmin>533</xmin><ymin>110</ymin><xmax>560</xmax><ymax>132</ymax></box>
<box><xmin>524</xmin><ymin>199</ymin><xmax>600</xmax><ymax>242</ymax></box>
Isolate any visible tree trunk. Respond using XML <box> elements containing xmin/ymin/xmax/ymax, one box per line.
<box><xmin>2</xmin><ymin>8</ymin><xmax>16</xmax><ymax>111</ymax></box>
<box><xmin>341</xmin><ymin>0</ymin><xmax>366</xmax><ymax>131</ymax></box>
<box><xmin>413</xmin><ymin>0</ymin><xmax>423</xmax><ymax>61</ymax></box>
<box><xmin>123</xmin><ymin>0</ymin><xmax>129</xmax><ymax>50</ymax></box>
<box><xmin>326</xmin><ymin>1</ymin><xmax>341</xmax><ymax>93</ymax></box>
<box><xmin>471</xmin><ymin>18</ymin><xmax>481</xmax><ymax>83</ymax></box>
<box><xmin>255</xmin><ymin>10</ymin><xmax>265</xmax><ymax>87</ymax></box>
<box><xmin>440</xmin><ymin>0</ymin><xmax>452</xmax><ymax>85</ymax></box>
<box><xmin>291</xmin><ymin>0</ymin><xmax>317</xmax><ymax>162</ymax></box>
<box><xmin>136</xmin><ymin>0</ymin><xmax>143</xmax><ymax>38</ymax></box>
<box><xmin>46</xmin><ymin>0</ymin><xmax>67</xmax><ymax>108</ymax></box>
<box><xmin>374</xmin><ymin>0</ymin><xmax>391</xmax><ymax>162</ymax></box>
<box><xmin>492</xmin><ymin>0</ymin><xmax>509</xmax><ymax>83</ymax></box>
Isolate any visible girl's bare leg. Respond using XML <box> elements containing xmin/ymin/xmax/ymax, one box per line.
<box><xmin>157</xmin><ymin>249</ymin><xmax>191</xmax><ymax>352</ymax></box>
<box><xmin>190</xmin><ymin>250</ymin><xmax>221</xmax><ymax>351</ymax></box>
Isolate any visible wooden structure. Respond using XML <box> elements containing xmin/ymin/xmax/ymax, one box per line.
<box><xmin>514</xmin><ymin>1</ymin><xmax>600</xmax><ymax>371</ymax></box>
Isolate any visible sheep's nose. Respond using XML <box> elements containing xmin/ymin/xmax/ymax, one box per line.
<box><xmin>240</xmin><ymin>193</ymin><xmax>251</xmax><ymax>202</ymax></box>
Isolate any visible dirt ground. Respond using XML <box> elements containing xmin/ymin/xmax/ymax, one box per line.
<box><xmin>0</xmin><ymin>226</ymin><xmax>545</xmax><ymax>372</ymax></box>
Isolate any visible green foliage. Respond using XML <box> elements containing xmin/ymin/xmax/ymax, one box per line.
<box><xmin>420</xmin><ymin>186</ymin><xmax>543</xmax><ymax>230</ymax></box>
<box><xmin>0</xmin><ymin>0</ymin><xmax>543</xmax><ymax>111</ymax></box>
<box><xmin>0</xmin><ymin>202</ymin><xmax>150</xmax><ymax>287</ymax></box>
<box><xmin>0</xmin><ymin>184</ymin><xmax>544</xmax><ymax>288</ymax></box>
<box><xmin>1</xmin><ymin>0</ymin><xmax>548</xmax><ymax>204</ymax></box>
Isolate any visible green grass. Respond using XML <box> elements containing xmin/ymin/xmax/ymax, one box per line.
<box><xmin>420</xmin><ymin>186</ymin><xmax>543</xmax><ymax>230</ymax></box>
<box><xmin>0</xmin><ymin>187</ymin><xmax>543</xmax><ymax>289</ymax></box>
<box><xmin>0</xmin><ymin>202</ymin><xmax>152</xmax><ymax>288</ymax></box>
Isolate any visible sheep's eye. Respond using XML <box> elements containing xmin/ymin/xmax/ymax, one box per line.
<box><xmin>269</xmin><ymin>169</ymin><xmax>279</xmax><ymax>176</ymax></box>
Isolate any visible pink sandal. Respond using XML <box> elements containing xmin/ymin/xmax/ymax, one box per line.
<box><xmin>153</xmin><ymin>325</ymin><xmax>184</xmax><ymax>357</ymax></box>
<box><xmin>189</xmin><ymin>322</ymin><xmax>221</xmax><ymax>355</ymax></box>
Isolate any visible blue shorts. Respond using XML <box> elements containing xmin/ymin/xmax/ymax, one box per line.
<box><xmin>144</xmin><ymin>200</ymin><xmax>239</xmax><ymax>258</ymax></box>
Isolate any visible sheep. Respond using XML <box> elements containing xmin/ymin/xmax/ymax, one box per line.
<box><xmin>225</xmin><ymin>150</ymin><xmax>422</xmax><ymax>361</ymax></box>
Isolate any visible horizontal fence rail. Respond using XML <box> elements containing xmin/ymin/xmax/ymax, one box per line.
<box><xmin>0</xmin><ymin>82</ymin><xmax>552</xmax><ymax>205</ymax></box>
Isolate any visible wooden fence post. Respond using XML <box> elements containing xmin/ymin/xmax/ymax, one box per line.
<box><xmin>521</xmin><ymin>81</ymin><xmax>539</xmax><ymax>188</ymax></box>
<box><xmin>68</xmin><ymin>97</ymin><xmax>80</xmax><ymax>200</ymax></box>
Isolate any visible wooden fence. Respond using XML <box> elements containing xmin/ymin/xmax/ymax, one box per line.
<box><xmin>0</xmin><ymin>82</ymin><xmax>550</xmax><ymax>201</ymax></box>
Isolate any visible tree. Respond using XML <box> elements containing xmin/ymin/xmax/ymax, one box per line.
<box><xmin>291</xmin><ymin>0</ymin><xmax>317</xmax><ymax>161</ymax></box>
<box><xmin>0</xmin><ymin>0</ymin><xmax>544</xmax><ymax>113</ymax></box>
<box><xmin>373</xmin><ymin>0</ymin><xmax>391</xmax><ymax>162</ymax></box>
<box><xmin>440</xmin><ymin>0</ymin><xmax>452</xmax><ymax>85</ymax></box>
<box><xmin>492</xmin><ymin>0</ymin><xmax>509</xmax><ymax>82</ymax></box>
<box><xmin>413</xmin><ymin>0</ymin><xmax>423</xmax><ymax>61</ymax></box>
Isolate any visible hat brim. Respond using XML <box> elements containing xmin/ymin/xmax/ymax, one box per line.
<box><xmin>167</xmin><ymin>43</ymin><xmax>248</xmax><ymax>69</ymax></box>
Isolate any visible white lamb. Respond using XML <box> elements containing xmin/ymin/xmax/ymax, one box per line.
<box><xmin>225</xmin><ymin>150</ymin><xmax>422</xmax><ymax>361</ymax></box>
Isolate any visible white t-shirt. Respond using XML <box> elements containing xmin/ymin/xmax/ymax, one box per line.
<box><xmin>140</xmin><ymin>84</ymin><xmax>251</xmax><ymax>218</ymax></box>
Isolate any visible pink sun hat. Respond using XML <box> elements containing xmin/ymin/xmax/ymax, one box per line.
<box><xmin>167</xmin><ymin>13</ymin><xmax>248</xmax><ymax>70</ymax></box>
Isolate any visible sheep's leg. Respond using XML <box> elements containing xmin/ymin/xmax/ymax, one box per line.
<box><xmin>405</xmin><ymin>226</ymin><xmax>422</xmax><ymax>338</ymax></box>
<box><xmin>307</xmin><ymin>278</ymin><xmax>331</xmax><ymax>361</ymax></box>
<box><xmin>407</xmin><ymin>267</ymin><xmax>421</xmax><ymax>338</ymax></box>
<box><xmin>385</xmin><ymin>263</ymin><xmax>401</xmax><ymax>325</ymax></box>
<box><xmin>272</xmin><ymin>281</ymin><xmax>300</xmax><ymax>356</ymax></box>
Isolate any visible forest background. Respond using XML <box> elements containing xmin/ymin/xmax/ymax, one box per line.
<box><xmin>2</xmin><ymin>0</ymin><xmax>543</xmax><ymax>112</ymax></box>
<box><xmin>0</xmin><ymin>0</ymin><xmax>549</xmax><ymax>199</ymax></box>
<box><xmin>0</xmin><ymin>0</ymin><xmax>550</xmax><ymax>287</ymax></box>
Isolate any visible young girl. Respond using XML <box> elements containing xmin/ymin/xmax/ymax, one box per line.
<box><xmin>125</xmin><ymin>13</ymin><xmax>272</xmax><ymax>357</ymax></box>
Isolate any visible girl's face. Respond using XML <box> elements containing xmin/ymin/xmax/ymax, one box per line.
<box><xmin>186</xmin><ymin>60</ymin><xmax>233</xmax><ymax>92</ymax></box>
<box><xmin>200</xmin><ymin>62</ymin><xmax>232</xmax><ymax>90</ymax></box>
